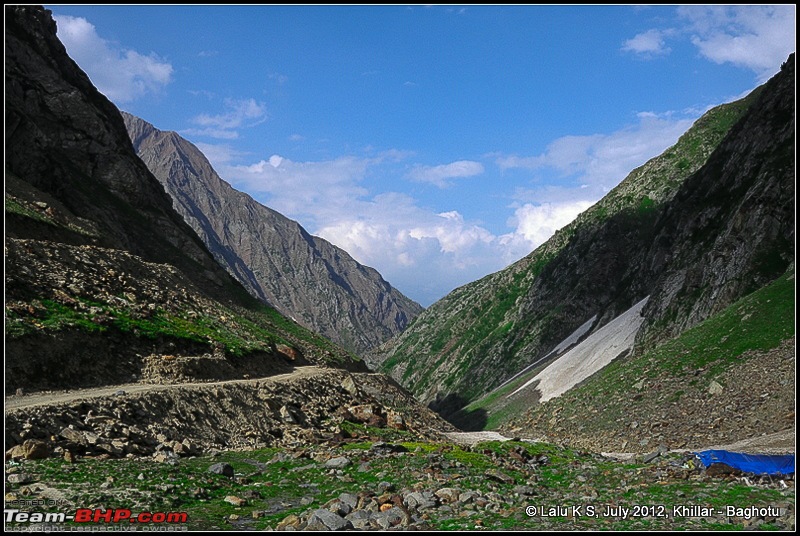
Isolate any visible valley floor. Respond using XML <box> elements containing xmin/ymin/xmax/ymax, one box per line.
<box><xmin>4</xmin><ymin>366</ymin><xmax>795</xmax><ymax>531</ymax></box>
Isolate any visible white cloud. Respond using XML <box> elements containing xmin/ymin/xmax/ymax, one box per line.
<box><xmin>198</xmin><ymin>108</ymin><xmax>704</xmax><ymax>305</ymax></box>
<box><xmin>184</xmin><ymin>98</ymin><xmax>267</xmax><ymax>139</ymax></box>
<box><xmin>214</xmin><ymin>154</ymin><xmax>371</xmax><ymax>224</ymax></box>
<box><xmin>497</xmin><ymin>113</ymin><xmax>695</xmax><ymax>199</ymax></box>
<box><xmin>407</xmin><ymin>160</ymin><xmax>485</xmax><ymax>188</ymax></box>
<box><xmin>678</xmin><ymin>5</ymin><xmax>796</xmax><ymax>81</ymax></box>
<box><xmin>622</xmin><ymin>28</ymin><xmax>674</xmax><ymax>57</ymax></box>
<box><xmin>623</xmin><ymin>6</ymin><xmax>795</xmax><ymax>81</ymax></box>
<box><xmin>193</xmin><ymin>142</ymin><xmax>245</xmax><ymax>165</ymax></box>
<box><xmin>501</xmin><ymin>201</ymin><xmax>594</xmax><ymax>251</ymax></box>
<box><xmin>314</xmin><ymin>197</ymin><xmax>504</xmax><ymax>304</ymax></box>
<box><xmin>408</xmin><ymin>211</ymin><xmax>494</xmax><ymax>256</ymax></box>
<box><xmin>54</xmin><ymin>15</ymin><xmax>173</xmax><ymax>103</ymax></box>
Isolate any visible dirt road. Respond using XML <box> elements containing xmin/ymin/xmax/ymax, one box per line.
<box><xmin>4</xmin><ymin>366</ymin><xmax>327</xmax><ymax>411</ymax></box>
<box><xmin>6</xmin><ymin>368</ymin><xmax>792</xmax><ymax>456</ymax></box>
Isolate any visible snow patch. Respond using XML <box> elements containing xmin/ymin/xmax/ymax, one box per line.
<box><xmin>552</xmin><ymin>313</ymin><xmax>598</xmax><ymax>355</ymax></box>
<box><xmin>497</xmin><ymin>314</ymin><xmax>597</xmax><ymax>390</ymax></box>
<box><xmin>511</xmin><ymin>296</ymin><xmax>649</xmax><ymax>402</ymax></box>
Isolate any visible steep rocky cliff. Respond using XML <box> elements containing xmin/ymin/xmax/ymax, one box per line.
<box><xmin>371</xmin><ymin>55</ymin><xmax>795</xmax><ymax>417</ymax></box>
<box><xmin>122</xmin><ymin>113</ymin><xmax>422</xmax><ymax>355</ymax></box>
<box><xmin>5</xmin><ymin>5</ymin><xmax>361</xmax><ymax>392</ymax></box>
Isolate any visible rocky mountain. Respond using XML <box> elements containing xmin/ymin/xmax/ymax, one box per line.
<box><xmin>370</xmin><ymin>54</ymin><xmax>795</xmax><ymax>425</ymax></box>
<box><xmin>4</xmin><ymin>5</ymin><xmax>362</xmax><ymax>393</ymax></box>
<box><xmin>121</xmin><ymin>113</ymin><xmax>422</xmax><ymax>356</ymax></box>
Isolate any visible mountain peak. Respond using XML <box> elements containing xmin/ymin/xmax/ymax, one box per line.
<box><xmin>122</xmin><ymin>112</ymin><xmax>423</xmax><ymax>355</ymax></box>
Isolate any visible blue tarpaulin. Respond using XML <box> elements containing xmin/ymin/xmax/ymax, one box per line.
<box><xmin>694</xmin><ymin>450</ymin><xmax>795</xmax><ymax>476</ymax></box>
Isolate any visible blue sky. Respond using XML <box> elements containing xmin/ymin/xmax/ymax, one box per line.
<box><xmin>46</xmin><ymin>4</ymin><xmax>795</xmax><ymax>306</ymax></box>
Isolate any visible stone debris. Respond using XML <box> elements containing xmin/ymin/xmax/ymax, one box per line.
<box><xmin>6</xmin><ymin>439</ymin><xmax>50</xmax><ymax>460</ymax></box>
<box><xmin>324</xmin><ymin>456</ymin><xmax>351</xmax><ymax>469</ymax></box>
<box><xmin>224</xmin><ymin>495</ymin><xmax>247</xmax><ymax>507</ymax></box>
<box><xmin>504</xmin><ymin>337</ymin><xmax>795</xmax><ymax>454</ymax></box>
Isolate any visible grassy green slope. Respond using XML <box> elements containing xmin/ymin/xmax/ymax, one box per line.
<box><xmin>375</xmin><ymin>91</ymin><xmax>760</xmax><ymax>408</ymax></box>
<box><xmin>498</xmin><ymin>265</ymin><xmax>794</xmax><ymax>447</ymax></box>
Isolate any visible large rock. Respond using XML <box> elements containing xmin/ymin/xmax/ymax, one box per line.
<box><xmin>208</xmin><ymin>462</ymin><xmax>234</xmax><ymax>477</ymax></box>
<box><xmin>306</xmin><ymin>509</ymin><xmax>352</xmax><ymax>531</ymax></box>
<box><xmin>6</xmin><ymin>440</ymin><xmax>50</xmax><ymax>460</ymax></box>
<box><xmin>325</xmin><ymin>456</ymin><xmax>351</xmax><ymax>469</ymax></box>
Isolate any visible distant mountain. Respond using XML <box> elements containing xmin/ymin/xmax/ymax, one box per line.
<box><xmin>370</xmin><ymin>54</ymin><xmax>795</xmax><ymax>427</ymax></box>
<box><xmin>5</xmin><ymin>5</ymin><xmax>360</xmax><ymax>393</ymax></box>
<box><xmin>122</xmin><ymin>113</ymin><xmax>423</xmax><ymax>355</ymax></box>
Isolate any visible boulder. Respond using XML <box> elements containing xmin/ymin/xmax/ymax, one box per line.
<box><xmin>208</xmin><ymin>462</ymin><xmax>234</xmax><ymax>477</ymax></box>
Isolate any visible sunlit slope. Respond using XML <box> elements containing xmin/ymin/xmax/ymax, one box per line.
<box><xmin>370</xmin><ymin>55</ymin><xmax>794</xmax><ymax>417</ymax></box>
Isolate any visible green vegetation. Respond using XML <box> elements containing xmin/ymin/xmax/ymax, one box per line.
<box><xmin>5</xmin><ymin>195</ymin><xmax>52</xmax><ymax>224</ymax></box>
<box><xmin>4</xmin><ymin>294</ymin><xmax>357</xmax><ymax>365</ymax></box>
<box><xmin>5</xmin><ymin>436</ymin><xmax>790</xmax><ymax>531</ymax></box>
<box><xmin>255</xmin><ymin>304</ymin><xmax>350</xmax><ymax>364</ymax></box>
<box><xmin>489</xmin><ymin>267</ymin><xmax>794</xmax><ymax>432</ymax></box>
<box><xmin>378</xmin><ymin>91</ymin><xmax>761</xmax><ymax>408</ymax></box>
<box><xmin>5</xmin><ymin>297</ymin><xmax>274</xmax><ymax>357</ymax></box>
<box><xmin>5</xmin><ymin>194</ymin><xmax>97</xmax><ymax>237</ymax></box>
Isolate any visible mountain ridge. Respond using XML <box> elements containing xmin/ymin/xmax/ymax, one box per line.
<box><xmin>122</xmin><ymin>112</ymin><xmax>423</xmax><ymax>355</ymax></box>
<box><xmin>5</xmin><ymin>4</ymin><xmax>363</xmax><ymax>393</ymax></box>
<box><xmin>370</xmin><ymin>54</ymin><xmax>795</xmax><ymax>423</ymax></box>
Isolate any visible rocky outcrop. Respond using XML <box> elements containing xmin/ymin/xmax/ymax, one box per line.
<box><xmin>4</xmin><ymin>6</ymin><xmax>232</xmax><ymax>299</ymax></box>
<box><xmin>122</xmin><ymin>113</ymin><xmax>422</xmax><ymax>355</ymax></box>
<box><xmin>372</xmin><ymin>55</ymin><xmax>795</xmax><ymax>415</ymax></box>
<box><xmin>4</xmin><ymin>5</ymin><xmax>362</xmax><ymax>392</ymax></box>
<box><xmin>637</xmin><ymin>54</ymin><xmax>795</xmax><ymax>344</ymax></box>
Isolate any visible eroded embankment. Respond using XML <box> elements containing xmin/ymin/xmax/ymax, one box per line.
<box><xmin>5</xmin><ymin>368</ymin><xmax>456</xmax><ymax>459</ymax></box>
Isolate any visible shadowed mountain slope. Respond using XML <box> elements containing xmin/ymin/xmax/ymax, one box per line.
<box><xmin>5</xmin><ymin>5</ymin><xmax>361</xmax><ymax>392</ymax></box>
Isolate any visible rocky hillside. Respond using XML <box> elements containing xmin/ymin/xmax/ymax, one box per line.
<box><xmin>122</xmin><ymin>113</ymin><xmax>422</xmax><ymax>356</ymax></box>
<box><xmin>370</xmin><ymin>54</ymin><xmax>795</xmax><ymax>419</ymax></box>
<box><xmin>4</xmin><ymin>5</ymin><xmax>361</xmax><ymax>393</ymax></box>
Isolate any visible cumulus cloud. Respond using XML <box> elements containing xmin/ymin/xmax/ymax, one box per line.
<box><xmin>54</xmin><ymin>15</ymin><xmax>173</xmax><ymax>103</ymax></box>
<box><xmin>184</xmin><ymin>98</ymin><xmax>267</xmax><ymax>139</ymax></box>
<box><xmin>622</xmin><ymin>28</ymin><xmax>675</xmax><ymax>57</ymax></box>
<box><xmin>407</xmin><ymin>160</ymin><xmax>485</xmax><ymax>188</ymax></box>
<box><xmin>212</xmin><ymin>153</ymin><xmax>371</xmax><ymax>224</ymax></box>
<box><xmin>501</xmin><ymin>201</ymin><xmax>594</xmax><ymax>251</ymax></box>
<box><xmin>678</xmin><ymin>5</ymin><xmax>796</xmax><ymax>81</ymax></box>
<box><xmin>315</xmin><ymin>198</ymin><xmax>503</xmax><ymax>305</ymax></box>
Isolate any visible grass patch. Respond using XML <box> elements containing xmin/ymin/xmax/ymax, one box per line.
<box><xmin>5</xmin><ymin>437</ymin><xmax>791</xmax><ymax>531</ymax></box>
